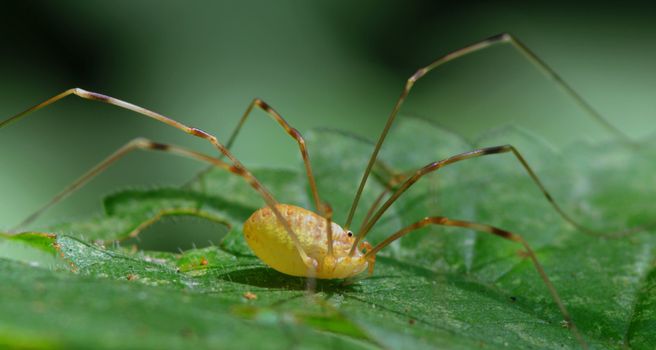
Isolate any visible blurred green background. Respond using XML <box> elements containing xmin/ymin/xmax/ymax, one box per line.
<box><xmin>1</xmin><ymin>1</ymin><xmax>654</xmax><ymax>248</ymax></box>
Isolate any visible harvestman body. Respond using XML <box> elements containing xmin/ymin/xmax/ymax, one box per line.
<box><xmin>1</xmin><ymin>33</ymin><xmax>637</xmax><ymax>349</ymax></box>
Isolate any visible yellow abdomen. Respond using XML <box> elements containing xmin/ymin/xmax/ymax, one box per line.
<box><xmin>243</xmin><ymin>204</ymin><xmax>368</xmax><ymax>279</ymax></box>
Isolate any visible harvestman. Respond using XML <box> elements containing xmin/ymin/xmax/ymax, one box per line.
<box><xmin>1</xmin><ymin>33</ymin><xmax>637</xmax><ymax>348</ymax></box>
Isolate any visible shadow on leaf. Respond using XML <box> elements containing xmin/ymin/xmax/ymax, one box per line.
<box><xmin>215</xmin><ymin>267</ymin><xmax>357</xmax><ymax>293</ymax></box>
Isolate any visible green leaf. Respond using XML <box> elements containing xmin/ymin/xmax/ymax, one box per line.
<box><xmin>2</xmin><ymin>117</ymin><xmax>655</xmax><ymax>349</ymax></box>
<box><xmin>0</xmin><ymin>232</ymin><xmax>66</xmax><ymax>270</ymax></box>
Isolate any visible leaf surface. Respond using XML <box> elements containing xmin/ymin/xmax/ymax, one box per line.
<box><xmin>1</xmin><ymin>118</ymin><xmax>655</xmax><ymax>349</ymax></box>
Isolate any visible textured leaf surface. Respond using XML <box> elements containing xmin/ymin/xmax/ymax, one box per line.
<box><xmin>1</xmin><ymin>118</ymin><xmax>655</xmax><ymax>349</ymax></box>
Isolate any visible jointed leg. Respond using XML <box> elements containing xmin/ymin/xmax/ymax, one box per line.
<box><xmin>187</xmin><ymin>98</ymin><xmax>327</xmax><ymax>218</ymax></box>
<box><xmin>11</xmin><ymin>138</ymin><xmax>236</xmax><ymax>231</ymax></box>
<box><xmin>344</xmin><ymin>32</ymin><xmax>633</xmax><ymax>230</ymax></box>
<box><xmin>351</xmin><ymin>144</ymin><xmax>631</xmax><ymax>252</ymax></box>
<box><xmin>1</xmin><ymin>89</ymin><xmax>313</xmax><ymax>267</ymax></box>
<box><xmin>224</xmin><ymin>98</ymin><xmax>324</xmax><ymax>215</ymax></box>
<box><xmin>1</xmin><ymin>89</ymin><xmax>265</xmax><ymax>205</ymax></box>
<box><xmin>356</xmin><ymin>169</ymin><xmax>410</xmax><ymax>236</ymax></box>
<box><xmin>323</xmin><ymin>202</ymin><xmax>335</xmax><ymax>260</ymax></box>
<box><xmin>365</xmin><ymin>216</ymin><xmax>588</xmax><ymax>349</ymax></box>
<box><xmin>357</xmin><ymin>187</ymin><xmax>392</xmax><ymax>237</ymax></box>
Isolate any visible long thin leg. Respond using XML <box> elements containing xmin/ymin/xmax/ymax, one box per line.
<box><xmin>224</xmin><ymin>98</ymin><xmax>324</xmax><ymax>215</ymax></box>
<box><xmin>344</xmin><ymin>32</ymin><xmax>633</xmax><ymax>230</ymax></box>
<box><xmin>1</xmin><ymin>89</ymin><xmax>313</xmax><ymax>267</ymax></box>
<box><xmin>323</xmin><ymin>202</ymin><xmax>335</xmax><ymax>258</ymax></box>
<box><xmin>365</xmin><ymin>216</ymin><xmax>588</xmax><ymax>349</ymax></box>
<box><xmin>186</xmin><ymin>98</ymin><xmax>328</xmax><ymax>220</ymax></box>
<box><xmin>357</xmin><ymin>187</ymin><xmax>391</xmax><ymax>236</ymax></box>
<box><xmin>356</xmin><ymin>171</ymin><xmax>409</xmax><ymax>236</ymax></box>
<box><xmin>11</xmin><ymin>137</ymin><xmax>237</xmax><ymax>231</ymax></box>
<box><xmin>351</xmin><ymin>144</ymin><xmax>639</xmax><ymax>253</ymax></box>
<box><xmin>9</xmin><ymin>137</ymin><xmax>325</xmax><ymax>267</ymax></box>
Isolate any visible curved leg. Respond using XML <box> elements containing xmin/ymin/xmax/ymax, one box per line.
<box><xmin>365</xmin><ymin>216</ymin><xmax>588</xmax><ymax>349</ymax></box>
<box><xmin>352</xmin><ymin>144</ymin><xmax>639</xmax><ymax>251</ymax></box>
<box><xmin>1</xmin><ymin>89</ymin><xmax>313</xmax><ymax>267</ymax></box>
<box><xmin>12</xmin><ymin>137</ymin><xmax>237</xmax><ymax>231</ymax></box>
<box><xmin>356</xmin><ymin>170</ymin><xmax>410</xmax><ymax>236</ymax></box>
<box><xmin>344</xmin><ymin>32</ymin><xmax>633</xmax><ymax>229</ymax></box>
<box><xmin>189</xmin><ymin>98</ymin><xmax>325</xmax><ymax>214</ymax></box>
<box><xmin>224</xmin><ymin>98</ymin><xmax>324</xmax><ymax>215</ymax></box>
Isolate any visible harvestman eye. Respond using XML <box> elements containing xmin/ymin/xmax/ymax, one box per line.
<box><xmin>2</xmin><ymin>33</ymin><xmax>646</xmax><ymax>350</ymax></box>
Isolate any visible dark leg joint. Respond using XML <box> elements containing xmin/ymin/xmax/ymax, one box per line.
<box><xmin>481</xmin><ymin>145</ymin><xmax>511</xmax><ymax>155</ymax></box>
<box><xmin>190</xmin><ymin>127</ymin><xmax>211</xmax><ymax>138</ymax></box>
<box><xmin>229</xmin><ymin>165</ymin><xmax>246</xmax><ymax>176</ymax></box>
<box><xmin>489</xmin><ymin>226</ymin><xmax>514</xmax><ymax>240</ymax></box>
<box><xmin>485</xmin><ymin>33</ymin><xmax>513</xmax><ymax>43</ymax></box>
<box><xmin>254</xmin><ymin>99</ymin><xmax>272</xmax><ymax>113</ymax></box>
<box><xmin>149</xmin><ymin>142</ymin><xmax>170</xmax><ymax>151</ymax></box>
